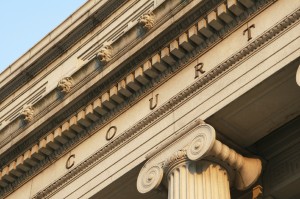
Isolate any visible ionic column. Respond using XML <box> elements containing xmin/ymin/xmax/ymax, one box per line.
<box><xmin>137</xmin><ymin>120</ymin><xmax>262</xmax><ymax>199</ymax></box>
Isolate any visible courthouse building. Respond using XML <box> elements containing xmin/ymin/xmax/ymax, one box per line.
<box><xmin>0</xmin><ymin>0</ymin><xmax>300</xmax><ymax>198</ymax></box>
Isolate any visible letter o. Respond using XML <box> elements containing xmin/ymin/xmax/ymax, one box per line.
<box><xmin>66</xmin><ymin>154</ymin><xmax>75</xmax><ymax>169</ymax></box>
<box><xmin>106</xmin><ymin>126</ymin><xmax>117</xmax><ymax>141</ymax></box>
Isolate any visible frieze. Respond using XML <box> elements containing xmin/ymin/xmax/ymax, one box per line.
<box><xmin>0</xmin><ymin>0</ymin><xmax>287</xmax><ymax>197</ymax></box>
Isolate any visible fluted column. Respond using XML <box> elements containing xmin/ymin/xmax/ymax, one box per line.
<box><xmin>137</xmin><ymin>120</ymin><xmax>262</xmax><ymax>199</ymax></box>
<box><xmin>166</xmin><ymin>160</ymin><xmax>230</xmax><ymax>199</ymax></box>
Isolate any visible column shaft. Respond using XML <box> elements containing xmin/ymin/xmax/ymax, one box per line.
<box><xmin>167</xmin><ymin>161</ymin><xmax>230</xmax><ymax>199</ymax></box>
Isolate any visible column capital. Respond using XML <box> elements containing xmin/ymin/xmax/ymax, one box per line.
<box><xmin>137</xmin><ymin>119</ymin><xmax>262</xmax><ymax>194</ymax></box>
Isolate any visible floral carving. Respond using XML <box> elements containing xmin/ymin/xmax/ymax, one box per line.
<box><xmin>20</xmin><ymin>105</ymin><xmax>34</xmax><ymax>122</ymax></box>
<box><xmin>163</xmin><ymin>149</ymin><xmax>187</xmax><ymax>169</ymax></box>
<box><xmin>98</xmin><ymin>45</ymin><xmax>113</xmax><ymax>63</ymax></box>
<box><xmin>57</xmin><ymin>77</ymin><xmax>73</xmax><ymax>93</ymax></box>
<box><xmin>139</xmin><ymin>12</ymin><xmax>155</xmax><ymax>29</ymax></box>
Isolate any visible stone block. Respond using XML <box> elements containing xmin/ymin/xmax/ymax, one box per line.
<box><xmin>101</xmin><ymin>92</ymin><xmax>116</xmax><ymax>110</ymax></box>
<box><xmin>207</xmin><ymin>11</ymin><xmax>224</xmax><ymax>31</ymax></box>
<box><xmin>93</xmin><ymin>98</ymin><xmax>108</xmax><ymax>116</ymax></box>
<box><xmin>1</xmin><ymin>166</ymin><xmax>15</xmax><ymax>183</ymax></box>
<box><xmin>152</xmin><ymin>54</ymin><xmax>167</xmax><ymax>72</ymax></box>
<box><xmin>54</xmin><ymin>127</ymin><xmax>69</xmax><ymax>145</ymax></box>
<box><xmin>228</xmin><ymin>0</ymin><xmax>244</xmax><ymax>16</ymax></box>
<box><xmin>188</xmin><ymin>25</ymin><xmax>204</xmax><ymax>45</ymax></box>
<box><xmin>77</xmin><ymin>110</ymin><xmax>92</xmax><ymax>127</ymax></box>
<box><xmin>16</xmin><ymin>155</ymin><xmax>30</xmax><ymax>172</ymax></box>
<box><xmin>39</xmin><ymin>138</ymin><xmax>53</xmax><ymax>156</ymax></box>
<box><xmin>179</xmin><ymin>33</ymin><xmax>194</xmax><ymax>51</ymax></box>
<box><xmin>118</xmin><ymin>79</ymin><xmax>133</xmax><ymax>97</ymax></box>
<box><xmin>9</xmin><ymin>161</ymin><xmax>22</xmax><ymax>177</ymax></box>
<box><xmin>143</xmin><ymin>61</ymin><xmax>158</xmax><ymax>78</ymax></box>
<box><xmin>23</xmin><ymin>150</ymin><xmax>38</xmax><ymax>167</ymax></box>
<box><xmin>110</xmin><ymin>86</ymin><xmax>124</xmax><ymax>104</ymax></box>
<box><xmin>198</xmin><ymin>19</ymin><xmax>213</xmax><ymax>38</ymax></box>
<box><xmin>239</xmin><ymin>0</ymin><xmax>254</xmax><ymax>8</ymax></box>
<box><xmin>46</xmin><ymin>133</ymin><xmax>61</xmax><ymax>150</ymax></box>
<box><xmin>31</xmin><ymin>144</ymin><xmax>45</xmax><ymax>161</ymax></box>
<box><xmin>85</xmin><ymin>104</ymin><xmax>100</xmax><ymax>121</ymax></box>
<box><xmin>170</xmin><ymin>40</ymin><xmax>185</xmax><ymax>59</ymax></box>
<box><xmin>161</xmin><ymin>47</ymin><xmax>176</xmax><ymax>65</ymax></box>
<box><xmin>217</xmin><ymin>3</ymin><xmax>233</xmax><ymax>23</ymax></box>
<box><xmin>62</xmin><ymin>121</ymin><xmax>77</xmax><ymax>138</ymax></box>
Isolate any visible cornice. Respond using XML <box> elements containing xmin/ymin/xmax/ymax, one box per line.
<box><xmin>0</xmin><ymin>0</ymin><xmax>127</xmax><ymax>103</ymax></box>
<box><xmin>0</xmin><ymin>0</ymin><xmax>294</xmax><ymax>197</ymax></box>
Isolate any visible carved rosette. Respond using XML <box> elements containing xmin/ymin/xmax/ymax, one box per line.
<box><xmin>139</xmin><ymin>12</ymin><xmax>155</xmax><ymax>30</ymax></box>
<box><xmin>20</xmin><ymin>105</ymin><xmax>34</xmax><ymax>122</ymax></box>
<box><xmin>137</xmin><ymin>121</ymin><xmax>262</xmax><ymax>195</ymax></box>
<box><xmin>57</xmin><ymin>77</ymin><xmax>73</xmax><ymax>93</ymax></box>
<box><xmin>98</xmin><ymin>45</ymin><xmax>113</xmax><ymax>63</ymax></box>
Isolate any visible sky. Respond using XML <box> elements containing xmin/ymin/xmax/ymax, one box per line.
<box><xmin>0</xmin><ymin>0</ymin><xmax>86</xmax><ymax>73</ymax></box>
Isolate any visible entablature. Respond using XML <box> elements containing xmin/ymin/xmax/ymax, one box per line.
<box><xmin>0</xmin><ymin>0</ymin><xmax>189</xmax><ymax>135</ymax></box>
<box><xmin>2</xmin><ymin>0</ymin><xmax>297</xmax><ymax>197</ymax></box>
<box><xmin>1</xmin><ymin>0</ymin><xmax>221</xmax><ymax>164</ymax></box>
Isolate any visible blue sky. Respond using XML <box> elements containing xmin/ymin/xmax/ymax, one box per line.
<box><xmin>0</xmin><ymin>0</ymin><xmax>86</xmax><ymax>73</ymax></box>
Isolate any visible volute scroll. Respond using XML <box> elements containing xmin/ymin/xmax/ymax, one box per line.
<box><xmin>137</xmin><ymin>164</ymin><xmax>164</xmax><ymax>194</ymax></box>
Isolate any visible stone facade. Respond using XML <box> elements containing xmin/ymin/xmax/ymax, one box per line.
<box><xmin>0</xmin><ymin>0</ymin><xmax>299</xmax><ymax>198</ymax></box>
